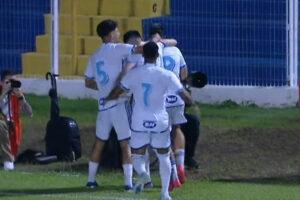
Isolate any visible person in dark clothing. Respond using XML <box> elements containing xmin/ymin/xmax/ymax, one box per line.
<box><xmin>180</xmin><ymin>112</ymin><xmax>200</xmax><ymax>169</ymax></box>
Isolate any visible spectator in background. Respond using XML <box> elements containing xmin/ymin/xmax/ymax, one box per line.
<box><xmin>181</xmin><ymin>86</ymin><xmax>200</xmax><ymax>169</ymax></box>
<box><xmin>0</xmin><ymin>70</ymin><xmax>33</xmax><ymax>170</ymax></box>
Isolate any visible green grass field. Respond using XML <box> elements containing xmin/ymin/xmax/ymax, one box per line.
<box><xmin>0</xmin><ymin>94</ymin><xmax>299</xmax><ymax>200</ymax></box>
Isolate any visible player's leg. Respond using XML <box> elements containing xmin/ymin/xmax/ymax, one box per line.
<box><xmin>87</xmin><ymin>111</ymin><xmax>111</xmax><ymax>188</ymax></box>
<box><xmin>152</xmin><ymin>131</ymin><xmax>172</xmax><ymax>200</ymax></box>
<box><xmin>169</xmin><ymin>105</ymin><xmax>187</xmax><ymax>184</ymax></box>
<box><xmin>143</xmin><ymin>148</ymin><xmax>153</xmax><ymax>188</ymax></box>
<box><xmin>172</xmin><ymin>125</ymin><xmax>186</xmax><ymax>183</ymax></box>
<box><xmin>130</xmin><ymin>131</ymin><xmax>151</xmax><ymax>194</ymax></box>
<box><xmin>181</xmin><ymin>113</ymin><xmax>200</xmax><ymax>169</ymax></box>
<box><xmin>113</xmin><ymin>102</ymin><xmax>133</xmax><ymax>190</ymax></box>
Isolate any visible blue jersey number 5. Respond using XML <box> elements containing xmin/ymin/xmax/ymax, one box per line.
<box><xmin>142</xmin><ymin>83</ymin><xmax>152</xmax><ymax>107</ymax></box>
<box><xmin>96</xmin><ymin>61</ymin><xmax>109</xmax><ymax>85</ymax></box>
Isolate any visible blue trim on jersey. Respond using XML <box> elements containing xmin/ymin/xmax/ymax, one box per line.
<box><xmin>118</xmin><ymin>136</ymin><xmax>131</xmax><ymax>142</ymax></box>
<box><xmin>166</xmin><ymin>104</ymin><xmax>185</xmax><ymax>109</ymax></box>
<box><xmin>161</xmin><ymin>41</ymin><xmax>166</xmax><ymax>48</ymax></box>
<box><xmin>96</xmin><ymin>135</ymin><xmax>108</xmax><ymax>142</ymax></box>
<box><xmin>131</xmin><ymin>45</ymin><xmax>136</xmax><ymax>54</ymax></box>
<box><xmin>98</xmin><ymin>104</ymin><xmax>118</xmax><ymax>112</ymax></box>
<box><xmin>176</xmin><ymin>87</ymin><xmax>184</xmax><ymax>94</ymax></box>
<box><xmin>131</xmin><ymin>143</ymin><xmax>150</xmax><ymax>150</ymax></box>
<box><xmin>130</xmin><ymin>127</ymin><xmax>170</xmax><ymax>134</ymax></box>
<box><xmin>125</xmin><ymin>100</ymin><xmax>132</xmax><ymax>127</ymax></box>
<box><xmin>85</xmin><ymin>75</ymin><xmax>95</xmax><ymax>79</ymax></box>
<box><xmin>172</xmin><ymin>121</ymin><xmax>187</xmax><ymax>126</ymax></box>
<box><xmin>180</xmin><ymin>65</ymin><xmax>187</xmax><ymax>69</ymax></box>
<box><xmin>119</xmin><ymin>82</ymin><xmax>130</xmax><ymax>93</ymax></box>
<box><xmin>150</xmin><ymin>143</ymin><xmax>171</xmax><ymax>150</ymax></box>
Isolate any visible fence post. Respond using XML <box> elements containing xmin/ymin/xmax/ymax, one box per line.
<box><xmin>51</xmin><ymin>0</ymin><xmax>59</xmax><ymax>75</ymax></box>
<box><xmin>288</xmin><ymin>0</ymin><xmax>298</xmax><ymax>87</ymax></box>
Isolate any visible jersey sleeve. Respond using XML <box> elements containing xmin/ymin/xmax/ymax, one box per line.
<box><xmin>84</xmin><ymin>56</ymin><xmax>95</xmax><ymax>79</ymax></box>
<box><xmin>179</xmin><ymin>50</ymin><xmax>187</xmax><ymax>69</ymax></box>
<box><xmin>168</xmin><ymin>72</ymin><xmax>184</xmax><ymax>94</ymax></box>
<box><xmin>117</xmin><ymin>43</ymin><xmax>135</xmax><ymax>57</ymax></box>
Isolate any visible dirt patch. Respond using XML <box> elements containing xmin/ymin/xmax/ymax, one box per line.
<box><xmin>16</xmin><ymin>125</ymin><xmax>299</xmax><ymax>180</ymax></box>
<box><xmin>190</xmin><ymin>127</ymin><xmax>299</xmax><ymax>180</ymax></box>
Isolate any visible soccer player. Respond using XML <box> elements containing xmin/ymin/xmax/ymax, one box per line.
<box><xmin>150</xmin><ymin>24</ymin><xmax>189</xmax><ymax>189</ymax></box>
<box><xmin>84</xmin><ymin>19</ymin><xmax>142</xmax><ymax>190</ymax></box>
<box><xmin>106</xmin><ymin>42</ymin><xmax>192</xmax><ymax>200</ymax></box>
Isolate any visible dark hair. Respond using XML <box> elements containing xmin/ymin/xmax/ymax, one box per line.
<box><xmin>123</xmin><ymin>30</ymin><xmax>141</xmax><ymax>43</ymax></box>
<box><xmin>149</xmin><ymin>23</ymin><xmax>163</xmax><ymax>37</ymax></box>
<box><xmin>97</xmin><ymin>19</ymin><xmax>118</xmax><ymax>38</ymax></box>
<box><xmin>143</xmin><ymin>41</ymin><xmax>159</xmax><ymax>59</ymax></box>
<box><xmin>1</xmin><ymin>70</ymin><xmax>14</xmax><ymax>81</ymax></box>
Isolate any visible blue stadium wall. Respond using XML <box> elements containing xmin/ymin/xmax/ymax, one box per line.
<box><xmin>0</xmin><ymin>0</ymin><xmax>50</xmax><ymax>74</ymax></box>
<box><xmin>143</xmin><ymin>0</ymin><xmax>287</xmax><ymax>86</ymax></box>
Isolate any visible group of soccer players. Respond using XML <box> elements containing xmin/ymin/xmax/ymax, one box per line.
<box><xmin>84</xmin><ymin>19</ymin><xmax>193</xmax><ymax>200</ymax></box>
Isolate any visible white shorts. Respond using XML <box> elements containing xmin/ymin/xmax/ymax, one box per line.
<box><xmin>130</xmin><ymin>130</ymin><xmax>171</xmax><ymax>150</ymax></box>
<box><xmin>166</xmin><ymin>105</ymin><xmax>187</xmax><ymax>125</ymax></box>
<box><xmin>96</xmin><ymin>102</ymin><xmax>131</xmax><ymax>141</ymax></box>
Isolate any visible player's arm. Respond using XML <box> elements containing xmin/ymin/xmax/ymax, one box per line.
<box><xmin>85</xmin><ymin>79</ymin><xmax>98</xmax><ymax>90</ymax></box>
<box><xmin>178</xmin><ymin>89</ymin><xmax>193</xmax><ymax>106</ymax></box>
<box><xmin>161</xmin><ymin>38</ymin><xmax>177</xmax><ymax>47</ymax></box>
<box><xmin>106</xmin><ymin>85</ymin><xmax>124</xmax><ymax>101</ymax></box>
<box><xmin>180</xmin><ymin>66</ymin><xmax>188</xmax><ymax>81</ymax></box>
<box><xmin>151</xmin><ymin>33</ymin><xmax>177</xmax><ymax>46</ymax></box>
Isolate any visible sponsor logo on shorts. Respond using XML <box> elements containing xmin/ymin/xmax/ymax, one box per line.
<box><xmin>143</xmin><ymin>121</ymin><xmax>157</xmax><ymax>128</ymax></box>
<box><xmin>166</xmin><ymin>95</ymin><xmax>177</xmax><ymax>104</ymax></box>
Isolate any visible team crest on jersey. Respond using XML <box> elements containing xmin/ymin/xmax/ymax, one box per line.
<box><xmin>166</xmin><ymin>95</ymin><xmax>178</xmax><ymax>104</ymax></box>
<box><xmin>143</xmin><ymin>120</ymin><xmax>157</xmax><ymax>128</ymax></box>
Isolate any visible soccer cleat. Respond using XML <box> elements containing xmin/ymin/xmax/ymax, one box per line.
<box><xmin>160</xmin><ymin>194</ymin><xmax>172</xmax><ymax>200</ymax></box>
<box><xmin>177</xmin><ymin>166</ymin><xmax>186</xmax><ymax>184</ymax></box>
<box><xmin>144</xmin><ymin>181</ymin><xmax>153</xmax><ymax>189</ymax></box>
<box><xmin>134</xmin><ymin>173</ymin><xmax>149</xmax><ymax>194</ymax></box>
<box><xmin>3</xmin><ymin>161</ymin><xmax>14</xmax><ymax>171</ymax></box>
<box><xmin>124</xmin><ymin>185</ymin><xmax>133</xmax><ymax>192</ymax></box>
<box><xmin>86</xmin><ymin>181</ymin><xmax>98</xmax><ymax>188</ymax></box>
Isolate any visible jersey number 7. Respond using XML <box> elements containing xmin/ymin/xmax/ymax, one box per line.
<box><xmin>142</xmin><ymin>83</ymin><xmax>152</xmax><ymax>107</ymax></box>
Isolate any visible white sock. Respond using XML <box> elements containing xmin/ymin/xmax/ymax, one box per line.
<box><xmin>144</xmin><ymin>150</ymin><xmax>151</xmax><ymax>181</ymax></box>
<box><xmin>88</xmin><ymin>161</ymin><xmax>99</xmax><ymax>182</ymax></box>
<box><xmin>175</xmin><ymin>149</ymin><xmax>185</xmax><ymax>168</ymax></box>
<box><xmin>132</xmin><ymin>154</ymin><xmax>147</xmax><ymax>175</ymax></box>
<box><xmin>157</xmin><ymin>152</ymin><xmax>171</xmax><ymax>198</ymax></box>
<box><xmin>122</xmin><ymin>164</ymin><xmax>133</xmax><ymax>187</ymax></box>
<box><xmin>171</xmin><ymin>158</ymin><xmax>179</xmax><ymax>181</ymax></box>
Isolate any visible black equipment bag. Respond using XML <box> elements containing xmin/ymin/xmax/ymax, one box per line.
<box><xmin>44</xmin><ymin>72</ymin><xmax>81</xmax><ymax>161</ymax></box>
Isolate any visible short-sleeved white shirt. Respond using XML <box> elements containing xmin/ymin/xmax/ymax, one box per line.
<box><xmin>163</xmin><ymin>46</ymin><xmax>187</xmax><ymax>108</ymax></box>
<box><xmin>120</xmin><ymin>63</ymin><xmax>183</xmax><ymax>133</ymax></box>
<box><xmin>85</xmin><ymin>42</ymin><xmax>135</xmax><ymax>111</ymax></box>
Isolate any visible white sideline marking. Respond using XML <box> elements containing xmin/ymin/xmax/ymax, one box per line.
<box><xmin>0</xmin><ymin>192</ymin><xmax>151</xmax><ymax>200</ymax></box>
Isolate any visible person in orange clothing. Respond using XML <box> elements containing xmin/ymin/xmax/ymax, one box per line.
<box><xmin>0</xmin><ymin>70</ymin><xmax>32</xmax><ymax>170</ymax></box>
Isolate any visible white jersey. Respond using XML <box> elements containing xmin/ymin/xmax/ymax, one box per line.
<box><xmin>156</xmin><ymin>41</ymin><xmax>165</xmax><ymax>68</ymax></box>
<box><xmin>85</xmin><ymin>42</ymin><xmax>135</xmax><ymax>111</ymax></box>
<box><xmin>163</xmin><ymin>46</ymin><xmax>187</xmax><ymax>108</ymax></box>
<box><xmin>121</xmin><ymin>63</ymin><xmax>183</xmax><ymax>133</ymax></box>
<box><xmin>126</xmin><ymin>41</ymin><xmax>165</xmax><ymax>68</ymax></box>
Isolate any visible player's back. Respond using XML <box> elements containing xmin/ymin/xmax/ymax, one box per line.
<box><xmin>121</xmin><ymin>63</ymin><xmax>183</xmax><ymax>132</ymax></box>
<box><xmin>163</xmin><ymin>46</ymin><xmax>184</xmax><ymax>78</ymax></box>
<box><xmin>85</xmin><ymin>42</ymin><xmax>134</xmax><ymax>109</ymax></box>
<box><xmin>163</xmin><ymin>46</ymin><xmax>186</xmax><ymax>108</ymax></box>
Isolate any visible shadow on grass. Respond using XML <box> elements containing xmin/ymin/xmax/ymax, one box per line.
<box><xmin>0</xmin><ymin>185</ymin><xmax>122</xmax><ymax>197</ymax></box>
<box><xmin>215</xmin><ymin>175</ymin><xmax>300</xmax><ymax>186</ymax></box>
